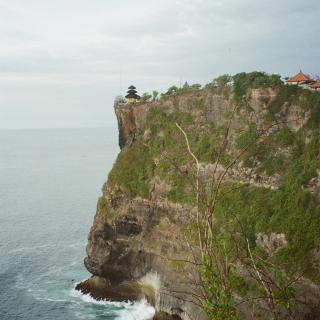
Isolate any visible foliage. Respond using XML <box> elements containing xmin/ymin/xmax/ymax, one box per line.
<box><xmin>214</xmin><ymin>74</ymin><xmax>233</xmax><ymax>87</ymax></box>
<box><xmin>190</xmin><ymin>83</ymin><xmax>202</xmax><ymax>90</ymax></box>
<box><xmin>266</xmin><ymin>85</ymin><xmax>302</xmax><ymax>119</ymax></box>
<box><xmin>236</xmin><ymin>125</ymin><xmax>259</xmax><ymax>153</ymax></box>
<box><xmin>141</xmin><ymin>92</ymin><xmax>152</xmax><ymax>102</ymax></box>
<box><xmin>215</xmin><ymin>136</ymin><xmax>320</xmax><ymax>278</ymax></box>
<box><xmin>273</xmin><ymin>127</ymin><xmax>295</xmax><ymax>147</ymax></box>
<box><xmin>201</xmin><ymin>256</ymin><xmax>239</xmax><ymax>320</ymax></box>
<box><xmin>98</xmin><ymin>196</ymin><xmax>109</xmax><ymax>210</ymax></box>
<box><xmin>228</xmin><ymin>272</ymin><xmax>250</xmax><ymax>297</ymax></box>
<box><xmin>233</xmin><ymin>72</ymin><xmax>282</xmax><ymax>105</ymax></box>
<box><xmin>162</xmin><ymin>85</ymin><xmax>179</xmax><ymax>97</ymax></box>
<box><xmin>109</xmin><ymin>106</ymin><xmax>196</xmax><ymax>203</ymax></box>
<box><xmin>236</xmin><ymin>125</ymin><xmax>298</xmax><ymax>176</ymax></box>
<box><xmin>152</xmin><ymin>90</ymin><xmax>159</xmax><ymax>102</ymax></box>
<box><xmin>108</xmin><ymin>140</ymin><xmax>154</xmax><ymax>198</ymax></box>
<box><xmin>161</xmin><ymin>83</ymin><xmax>203</xmax><ymax>98</ymax></box>
<box><xmin>194</xmin><ymin>129</ymin><xmax>223</xmax><ymax>162</ymax></box>
<box><xmin>147</xmin><ymin>107</ymin><xmax>197</xmax><ymax>204</ymax></box>
<box><xmin>305</xmin><ymin>91</ymin><xmax>320</xmax><ymax>129</ymax></box>
<box><xmin>98</xmin><ymin>197</ymin><xmax>116</xmax><ymax>219</ymax></box>
<box><xmin>272</xmin><ymin>270</ymin><xmax>296</xmax><ymax>314</ymax></box>
<box><xmin>200</xmin><ymin>124</ymin><xmax>319</xmax><ymax>317</ymax></box>
<box><xmin>204</xmin><ymin>82</ymin><xmax>215</xmax><ymax>89</ymax></box>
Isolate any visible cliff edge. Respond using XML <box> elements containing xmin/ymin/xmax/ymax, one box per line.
<box><xmin>77</xmin><ymin>74</ymin><xmax>320</xmax><ymax>320</ymax></box>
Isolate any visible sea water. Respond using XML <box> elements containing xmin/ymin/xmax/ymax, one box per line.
<box><xmin>0</xmin><ymin>128</ymin><xmax>155</xmax><ymax>320</ymax></box>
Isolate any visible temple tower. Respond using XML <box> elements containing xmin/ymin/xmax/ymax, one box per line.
<box><xmin>125</xmin><ymin>85</ymin><xmax>141</xmax><ymax>104</ymax></box>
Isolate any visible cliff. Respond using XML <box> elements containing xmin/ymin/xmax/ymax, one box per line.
<box><xmin>77</xmin><ymin>74</ymin><xmax>320</xmax><ymax>320</ymax></box>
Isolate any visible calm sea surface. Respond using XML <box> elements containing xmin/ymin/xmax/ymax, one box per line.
<box><xmin>0</xmin><ymin>128</ymin><xmax>154</xmax><ymax>320</ymax></box>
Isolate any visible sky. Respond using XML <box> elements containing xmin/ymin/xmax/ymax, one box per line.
<box><xmin>0</xmin><ymin>0</ymin><xmax>319</xmax><ymax>129</ymax></box>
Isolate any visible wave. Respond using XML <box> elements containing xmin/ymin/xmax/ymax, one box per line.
<box><xmin>70</xmin><ymin>288</ymin><xmax>155</xmax><ymax>320</ymax></box>
<box><xmin>8</xmin><ymin>243</ymin><xmax>53</xmax><ymax>254</ymax></box>
<box><xmin>35</xmin><ymin>297</ymin><xmax>70</xmax><ymax>303</ymax></box>
<box><xmin>8</xmin><ymin>240</ymin><xmax>84</xmax><ymax>255</ymax></box>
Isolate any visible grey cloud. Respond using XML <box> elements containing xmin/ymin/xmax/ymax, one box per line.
<box><xmin>0</xmin><ymin>0</ymin><xmax>319</xmax><ymax>129</ymax></box>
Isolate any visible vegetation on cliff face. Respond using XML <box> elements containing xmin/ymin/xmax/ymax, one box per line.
<box><xmin>109</xmin><ymin>72</ymin><xmax>320</xmax><ymax>319</ymax></box>
<box><xmin>98</xmin><ymin>196</ymin><xmax>116</xmax><ymax>219</ymax></box>
<box><xmin>108</xmin><ymin>140</ymin><xmax>153</xmax><ymax>198</ymax></box>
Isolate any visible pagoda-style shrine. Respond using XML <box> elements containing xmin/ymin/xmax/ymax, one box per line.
<box><xmin>287</xmin><ymin>71</ymin><xmax>314</xmax><ymax>86</ymax></box>
<box><xmin>125</xmin><ymin>85</ymin><xmax>141</xmax><ymax>104</ymax></box>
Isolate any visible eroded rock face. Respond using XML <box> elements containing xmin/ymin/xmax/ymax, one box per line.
<box><xmin>115</xmin><ymin>102</ymin><xmax>151</xmax><ymax>149</ymax></box>
<box><xmin>83</xmin><ymin>189</ymin><xmax>205</xmax><ymax>320</ymax></box>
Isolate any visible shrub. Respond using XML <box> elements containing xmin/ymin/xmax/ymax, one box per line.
<box><xmin>213</xmin><ymin>74</ymin><xmax>232</xmax><ymax>87</ymax></box>
<box><xmin>108</xmin><ymin>140</ymin><xmax>154</xmax><ymax>198</ymax></box>
<box><xmin>190</xmin><ymin>83</ymin><xmax>202</xmax><ymax>90</ymax></box>
<box><xmin>233</xmin><ymin>72</ymin><xmax>283</xmax><ymax>105</ymax></box>
<box><xmin>152</xmin><ymin>90</ymin><xmax>159</xmax><ymax>102</ymax></box>
<box><xmin>274</xmin><ymin>128</ymin><xmax>295</xmax><ymax>146</ymax></box>
<box><xmin>98</xmin><ymin>197</ymin><xmax>116</xmax><ymax>219</ymax></box>
<box><xmin>141</xmin><ymin>92</ymin><xmax>152</xmax><ymax>102</ymax></box>
<box><xmin>267</xmin><ymin>85</ymin><xmax>301</xmax><ymax>118</ymax></box>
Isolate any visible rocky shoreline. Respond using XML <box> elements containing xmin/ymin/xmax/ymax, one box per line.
<box><xmin>75</xmin><ymin>276</ymin><xmax>182</xmax><ymax>320</ymax></box>
<box><xmin>75</xmin><ymin>276</ymin><xmax>156</xmax><ymax>305</ymax></box>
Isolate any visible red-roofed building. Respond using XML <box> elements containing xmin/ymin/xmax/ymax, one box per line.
<box><xmin>309</xmin><ymin>81</ymin><xmax>320</xmax><ymax>91</ymax></box>
<box><xmin>287</xmin><ymin>71</ymin><xmax>314</xmax><ymax>86</ymax></box>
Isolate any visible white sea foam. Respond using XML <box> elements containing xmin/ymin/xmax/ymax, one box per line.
<box><xmin>70</xmin><ymin>288</ymin><xmax>155</xmax><ymax>320</ymax></box>
<box><xmin>36</xmin><ymin>297</ymin><xmax>70</xmax><ymax>303</ymax></box>
<box><xmin>139</xmin><ymin>272</ymin><xmax>161</xmax><ymax>295</ymax></box>
<box><xmin>116</xmin><ymin>300</ymin><xmax>155</xmax><ymax>320</ymax></box>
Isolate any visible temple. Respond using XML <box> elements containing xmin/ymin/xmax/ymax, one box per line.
<box><xmin>287</xmin><ymin>71</ymin><xmax>314</xmax><ymax>87</ymax></box>
<box><xmin>125</xmin><ymin>85</ymin><xmax>141</xmax><ymax>104</ymax></box>
<box><xmin>309</xmin><ymin>81</ymin><xmax>320</xmax><ymax>91</ymax></box>
<box><xmin>286</xmin><ymin>70</ymin><xmax>320</xmax><ymax>91</ymax></box>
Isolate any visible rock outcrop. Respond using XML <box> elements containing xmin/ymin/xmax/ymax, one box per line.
<box><xmin>80</xmin><ymin>186</ymin><xmax>204</xmax><ymax>319</ymax></box>
<box><xmin>78</xmin><ymin>83</ymin><xmax>320</xmax><ymax>320</ymax></box>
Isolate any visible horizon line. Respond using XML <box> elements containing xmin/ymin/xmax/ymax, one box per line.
<box><xmin>0</xmin><ymin>125</ymin><xmax>118</xmax><ymax>131</ymax></box>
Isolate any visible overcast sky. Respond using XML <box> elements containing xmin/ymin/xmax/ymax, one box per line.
<box><xmin>0</xmin><ymin>0</ymin><xmax>319</xmax><ymax>129</ymax></box>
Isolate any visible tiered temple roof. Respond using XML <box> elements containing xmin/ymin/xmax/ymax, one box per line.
<box><xmin>125</xmin><ymin>85</ymin><xmax>141</xmax><ymax>100</ymax></box>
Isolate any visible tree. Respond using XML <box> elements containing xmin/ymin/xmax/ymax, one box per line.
<box><xmin>165</xmin><ymin>85</ymin><xmax>179</xmax><ymax>96</ymax></box>
<box><xmin>213</xmin><ymin>74</ymin><xmax>232</xmax><ymax>87</ymax></box>
<box><xmin>190</xmin><ymin>83</ymin><xmax>202</xmax><ymax>90</ymax></box>
<box><xmin>141</xmin><ymin>92</ymin><xmax>152</xmax><ymax>102</ymax></box>
<box><xmin>152</xmin><ymin>90</ymin><xmax>159</xmax><ymax>102</ymax></box>
<box><xmin>204</xmin><ymin>82</ymin><xmax>215</xmax><ymax>89</ymax></box>
<box><xmin>174</xmin><ymin>107</ymin><xmax>299</xmax><ymax>320</ymax></box>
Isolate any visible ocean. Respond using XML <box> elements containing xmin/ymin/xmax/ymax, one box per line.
<box><xmin>0</xmin><ymin>128</ymin><xmax>155</xmax><ymax>320</ymax></box>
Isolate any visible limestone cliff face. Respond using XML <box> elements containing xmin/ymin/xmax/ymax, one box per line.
<box><xmin>85</xmin><ymin>188</ymin><xmax>201</xmax><ymax>318</ymax></box>
<box><xmin>80</xmin><ymin>85</ymin><xmax>320</xmax><ymax>320</ymax></box>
